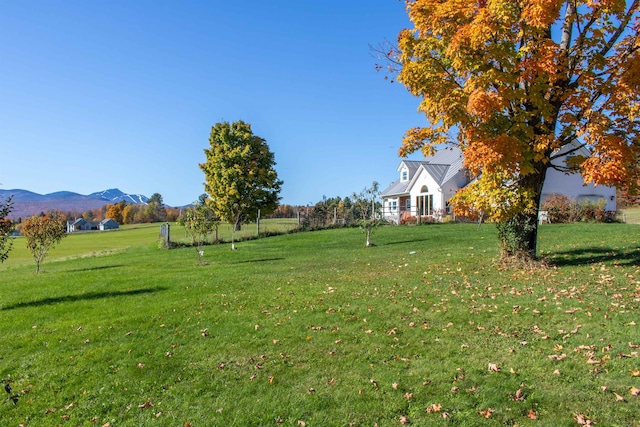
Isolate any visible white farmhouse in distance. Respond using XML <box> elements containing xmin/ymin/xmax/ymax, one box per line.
<box><xmin>380</xmin><ymin>145</ymin><xmax>616</xmax><ymax>224</ymax></box>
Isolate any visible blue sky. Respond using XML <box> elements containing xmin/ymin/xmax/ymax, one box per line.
<box><xmin>0</xmin><ymin>1</ymin><xmax>425</xmax><ymax>207</ymax></box>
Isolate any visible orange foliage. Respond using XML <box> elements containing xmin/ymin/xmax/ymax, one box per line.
<box><xmin>394</xmin><ymin>0</ymin><xmax>639</xmax><ymax>222</ymax></box>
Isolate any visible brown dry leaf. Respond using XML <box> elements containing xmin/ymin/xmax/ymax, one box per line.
<box><xmin>630</xmin><ymin>387</ymin><xmax>640</xmax><ymax>396</ymax></box>
<box><xmin>102</xmin><ymin>423</ymin><xmax>111</xmax><ymax>427</ymax></box>
<box><xmin>479</xmin><ymin>408</ymin><xmax>494</xmax><ymax>419</ymax></box>
<box><xmin>426</xmin><ymin>403</ymin><xmax>442</xmax><ymax>413</ymax></box>
<box><xmin>441</xmin><ymin>412</ymin><xmax>451</xmax><ymax>419</ymax></box>
<box><xmin>553</xmin><ymin>369</ymin><xmax>561</xmax><ymax>375</ymax></box>
<box><xmin>392</xmin><ymin>382</ymin><xmax>399</xmax><ymax>390</ymax></box>
<box><xmin>404</xmin><ymin>392</ymin><xmax>414</xmax><ymax>400</ymax></box>
<box><xmin>573</xmin><ymin>413</ymin><xmax>595</xmax><ymax>426</ymax></box>
<box><xmin>488</xmin><ymin>363</ymin><xmax>500</xmax><ymax>372</ymax></box>
<box><xmin>297</xmin><ymin>421</ymin><xmax>307</xmax><ymax>427</ymax></box>
<box><xmin>631</xmin><ymin>369</ymin><xmax>640</xmax><ymax>377</ymax></box>
<box><xmin>399</xmin><ymin>415</ymin><xmax>410</xmax><ymax>424</ymax></box>
<box><xmin>614</xmin><ymin>392</ymin><xmax>625</xmax><ymax>402</ymax></box>
<box><xmin>548</xmin><ymin>353</ymin><xmax>567</xmax><ymax>361</ymax></box>
<box><xmin>527</xmin><ymin>409</ymin><xmax>537</xmax><ymax>420</ymax></box>
<box><xmin>138</xmin><ymin>401</ymin><xmax>154</xmax><ymax>408</ymax></box>
<box><xmin>511</xmin><ymin>389</ymin><xmax>524</xmax><ymax>401</ymax></box>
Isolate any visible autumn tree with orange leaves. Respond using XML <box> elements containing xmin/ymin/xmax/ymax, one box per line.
<box><xmin>382</xmin><ymin>0</ymin><xmax>639</xmax><ymax>261</ymax></box>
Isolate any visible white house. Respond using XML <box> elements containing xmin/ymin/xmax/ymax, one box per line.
<box><xmin>380</xmin><ymin>145</ymin><xmax>616</xmax><ymax>223</ymax></box>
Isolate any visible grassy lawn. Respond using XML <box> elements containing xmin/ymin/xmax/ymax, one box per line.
<box><xmin>621</xmin><ymin>207</ymin><xmax>640</xmax><ymax>224</ymax></box>
<box><xmin>0</xmin><ymin>222</ymin><xmax>639</xmax><ymax>426</ymax></box>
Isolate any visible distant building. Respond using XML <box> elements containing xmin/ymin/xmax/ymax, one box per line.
<box><xmin>67</xmin><ymin>218</ymin><xmax>96</xmax><ymax>232</ymax></box>
<box><xmin>67</xmin><ymin>218</ymin><xmax>119</xmax><ymax>232</ymax></box>
<box><xmin>99</xmin><ymin>218</ymin><xmax>119</xmax><ymax>231</ymax></box>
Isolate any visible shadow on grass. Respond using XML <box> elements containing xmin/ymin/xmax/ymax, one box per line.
<box><xmin>66</xmin><ymin>264</ymin><xmax>126</xmax><ymax>273</ymax></box>
<box><xmin>547</xmin><ymin>247</ymin><xmax>640</xmax><ymax>267</ymax></box>
<box><xmin>231</xmin><ymin>257</ymin><xmax>285</xmax><ymax>264</ymax></box>
<box><xmin>2</xmin><ymin>287</ymin><xmax>168</xmax><ymax>311</ymax></box>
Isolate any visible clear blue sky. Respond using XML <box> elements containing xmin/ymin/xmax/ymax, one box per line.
<box><xmin>0</xmin><ymin>0</ymin><xmax>426</xmax><ymax>207</ymax></box>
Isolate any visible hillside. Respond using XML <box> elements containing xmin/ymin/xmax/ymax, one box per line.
<box><xmin>0</xmin><ymin>188</ymin><xmax>149</xmax><ymax>220</ymax></box>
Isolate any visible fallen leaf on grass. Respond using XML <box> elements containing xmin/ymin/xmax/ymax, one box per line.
<box><xmin>478</xmin><ymin>408</ymin><xmax>494</xmax><ymax>418</ymax></box>
<box><xmin>488</xmin><ymin>363</ymin><xmax>500</xmax><ymax>372</ymax></box>
<box><xmin>511</xmin><ymin>389</ymin><xmax>524</xmax><ymax>401</ymax></box>
<box><xmin>138</xmin><ymin>401</ymin><xmax>154</xmax><ymax>408</ymax></box>
<box><xmin>573</xmin><ymin>413</ymin><xmax>595</xmax><ymax>426</ymax></box>
<box><xmin>426</xmin><ymin>403</ymin><xmax>442</xmax><ymax>413</ymax></box>
<box><xmin>548</xmin><ymin>354</ymin><xmax>567</xmax><ymax>361</ymax></box>
<box><xmin>614</xmin><ymin>392</ymin><xmax>625</xmax><ymax>402</ymax></box>
<box><xmin>297</xmin><ymin>421</ymin><xmax>306</xmax><ymax>427</ymax></box>
<box><xmin>399</xmin><ymin>415</ymin><xmax>410</xmax><ymax>424</ymax></box>
<box><xmin>631</xmin><ymin>369</ymin><xmax>640</xmax><ymax>377</ymax></box>
<box><xmin>630</xmin><ymin>387</ymin><xmax>640</xmax><ymax>396</ymax></box>
<box><xmin>527</xmin><ymin>409</ymin><xmax>537</xmax><ymax>420</ymax></box>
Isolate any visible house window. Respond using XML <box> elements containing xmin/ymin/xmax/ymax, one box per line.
<box><xmin>406</xmin><ymin>199</ymin><xmax>411</xmax><ymax>211</ymax></box>
<box><xmin>392</xmin><ymin>201</ymin><xmax>397</xmax><ymax>211</ymax></box>
<box><xmin>421</xmin><ymin>185</ymin><xmax>428</xmax><ymax>193</ymax></box>
<box><xmin>402</xmin><ymin>170</ymin><xmax>408</xmax><ymax>181</ymax></box>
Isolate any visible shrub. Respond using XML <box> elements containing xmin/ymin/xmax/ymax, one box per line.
<box><xmin>400</xmin><ymin>216</ymin><xmax>417</xmax><ymax>225</ymax></box>
<box><xmin>541</xmin><ymin>194</ymin><xmax>572</xmax><ymax>223</ymax></box>
<box><xmin>542</xmin><ymin>194</ymin><xmax>617</xmax><ymax>223</ymax></box>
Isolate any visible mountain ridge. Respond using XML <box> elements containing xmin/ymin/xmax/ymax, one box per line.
<box><xmin>0</xmin><ymin>188</ymin><xmax>150</xmax><ymax>220</ymax></box>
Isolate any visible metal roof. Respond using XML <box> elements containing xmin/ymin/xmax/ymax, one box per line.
<box><xmin>380</xmin><ymin>146</ymin><xmax>465</xmax><ymax>196</ymax></box>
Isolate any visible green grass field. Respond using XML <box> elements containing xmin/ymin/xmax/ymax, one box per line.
<box><xmin>622</xmin><ymin>207</ymin><xmax>640</xmax><ymax>224</ymax></box>
<box><xmin>0</xmin><ymin>222</ymin><xmax>639</xmax><ymax>426</ymax></box>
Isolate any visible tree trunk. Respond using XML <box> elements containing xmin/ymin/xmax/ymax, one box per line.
<box><xmin>498</xmin><ymin>164</ymin><xmax>547</xmax><ymax>261</ymax></box>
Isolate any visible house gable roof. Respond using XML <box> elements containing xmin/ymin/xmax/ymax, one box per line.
<box><xmin>381</xmin><ymin>146</ymin><xmax>465</xmax><ymax>197</ymax></box>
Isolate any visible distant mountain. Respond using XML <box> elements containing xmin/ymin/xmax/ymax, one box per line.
<box><xmin>0</xmin><ymin>188</ymin><xmax>149</xmax><ymax>220</ymax></box>
<box><xmin>89</xmin><ymin>189</ymin><xmax>149</xmax><ymax>205</ymax></box>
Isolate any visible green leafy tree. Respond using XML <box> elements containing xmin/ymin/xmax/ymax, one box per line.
<box><xmin>178</xmin><ymin>195</ymin><xmax>219</xmax><ymax>264</ymax></box>
<box><xmin>0</xmin><ymin>195</ymin><xmax>14</xmax><ymax>263</ymax></box>
<box><xmin>200</xmin><ymin>120</ymin><xmax>283</xmax><ymax>250</ymax></box>
<box><xmin>22</xmin><ymin>213</ymin><xmax>67</xmax><ymax>273</ymax></box>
